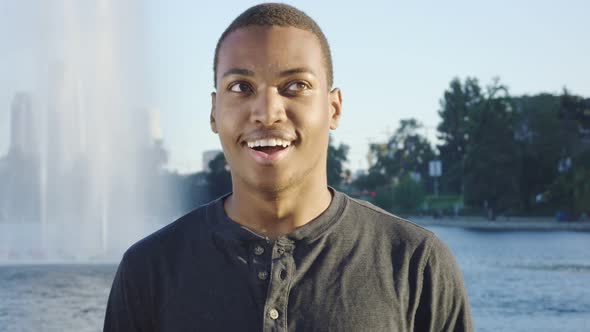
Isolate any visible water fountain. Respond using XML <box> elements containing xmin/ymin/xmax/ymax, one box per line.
<box><xmin>0</xmin><ymin>0</ymin><xmax>166</xmax><ymax>263</ymax></box>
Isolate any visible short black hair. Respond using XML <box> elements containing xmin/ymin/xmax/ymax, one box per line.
<box><xmin>213</xmin><ymin>3</ymin><xmax>333</xmax><ymax>89</ymax></box>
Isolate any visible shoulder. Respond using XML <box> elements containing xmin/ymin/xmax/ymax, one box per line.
<box><xmin>342</xmin><ymin>194</ymin><xmax>436</xmax><ymax>245</ymax></box>
<box><xmin>338</xmin><ymin>194</ymin><xmax>460</xmax><ymax>270</ymax></box>
<box><xmin>120</xmin><ymin>199</ymin><xmax>215</xmax><ymax>267</ymax></box>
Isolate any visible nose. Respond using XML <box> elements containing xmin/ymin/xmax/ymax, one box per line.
<box><xmin>250</xmin><ymin>88</ymin><xmax>287</xmax><ymax>126</ymax></box>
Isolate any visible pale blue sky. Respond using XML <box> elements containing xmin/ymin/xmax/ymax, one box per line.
<box><xmin>2</xmin><ymin>0</ymin><xmax>589</xmax><ymax>173</ymax></box>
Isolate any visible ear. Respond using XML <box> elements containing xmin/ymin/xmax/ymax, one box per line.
<box><xmin>210</xmin><ymin>92</ymin><xmax>218</xmax><ymax>134</ymax></box>
<box><xmin>328</xmin><ymin>88</ymin><xmax>342</xmax><ymax>130</ymax></box>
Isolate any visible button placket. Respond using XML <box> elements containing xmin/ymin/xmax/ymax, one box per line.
<box><xmin>247</xmin><ymin>241</ymin><xmax>271</xmax><ymax>313</ymax></box>
<box><xmin>263</xmin><ymin>239</ymin><xmax>295</xmax><ymax>332</ymax></box>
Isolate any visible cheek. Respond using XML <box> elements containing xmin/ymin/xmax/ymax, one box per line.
<box><xmin>216</xmin><ymin>102</ymin><xmax>245</xmax><ymax>134</ymax></box>
<box><xmin>295</xmin><ymin>101</ymin><xmax>331</xmax><ymax>131</ymax></box>
<box><xmin>215</xmin><ymin>115</ymin><xmax>239</xmax><ymax>153</ymax></box>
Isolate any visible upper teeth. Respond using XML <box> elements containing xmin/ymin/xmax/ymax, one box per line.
<box><xmin>247</xmin><ymin>138</ymin><xmax>291</xmax><ymax>148</ymax></box>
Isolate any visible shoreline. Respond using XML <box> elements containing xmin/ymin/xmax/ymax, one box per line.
<box><xmin>409</xmin><ymin>216</ymin><xmax>590</xmax><ymax>232</ymax></box>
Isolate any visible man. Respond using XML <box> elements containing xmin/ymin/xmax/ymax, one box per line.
<box><xmin>104</xmin><ymin>3</ymin><xmax>473</xmax><ymax>331</ymax></box>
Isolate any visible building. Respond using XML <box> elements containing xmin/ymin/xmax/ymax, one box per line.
<box><xmin>10</xmin><ymin>92</ymin><xmax>37</xmax><ymax>157</ymax></box>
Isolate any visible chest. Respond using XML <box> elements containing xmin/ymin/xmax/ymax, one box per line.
<box><xmin>156</xmin><ymin>240</ymin><xmax>414</xmax><ymax>332</ymax></box>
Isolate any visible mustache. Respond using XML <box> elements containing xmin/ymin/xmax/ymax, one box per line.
<box><xmin>241</xmin><ymin>128</ymin><xmax>297</xmax><ymax>142</ymax></box>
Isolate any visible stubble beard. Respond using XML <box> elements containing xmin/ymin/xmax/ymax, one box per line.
<box><xmin>232</xmin><ymin>150</ymin><xmax>326</xmax><ymax>198</ymax></box>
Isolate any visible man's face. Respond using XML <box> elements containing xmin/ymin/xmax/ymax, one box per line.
<box><xmin>211</xmin><ymin>26</ymin><xmax>342</xmax><ymax>192</ymax></box>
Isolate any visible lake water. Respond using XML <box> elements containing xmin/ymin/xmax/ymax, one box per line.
<box><xmin>430</xmin><ymin>227</ymin><xmax>590</xmax><ymax>332</ymax></box>
<box><xmin>1</xmin><ymin>227</ymin><xmax>589</xmax><ymax>332</ymax></box>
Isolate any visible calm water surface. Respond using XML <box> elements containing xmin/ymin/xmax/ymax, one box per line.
<box><xmin>1</xmin><ymin>227</ymin><xmax>589</xmax><ymax>332</ymax></box>
<box><xmin>431</xmin><ymin>227</ymin><xmax>590</xmax><ymax>332</ymax></box>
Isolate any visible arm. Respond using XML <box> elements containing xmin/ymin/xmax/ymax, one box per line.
<box><xmin>414</xmin><ymin>236</ymin><xmax>473</xmax><ymax>332</ymax></box>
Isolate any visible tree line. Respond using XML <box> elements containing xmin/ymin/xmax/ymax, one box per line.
<box><xmin>350</xmin><ymin>77</ymin><xmax>589</xmax><ymax>219</ymax></box>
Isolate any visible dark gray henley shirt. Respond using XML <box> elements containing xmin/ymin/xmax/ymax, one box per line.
<box><xmin>104</xmin><ymin>189</ymin><xmax>473</xmax><ymax>331</ymax></box>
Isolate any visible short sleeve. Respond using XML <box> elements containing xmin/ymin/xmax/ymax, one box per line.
<box><xmin>414</xmin><ymin>236</ymin><xmax>473</xmax><ymax>332</ymax></box>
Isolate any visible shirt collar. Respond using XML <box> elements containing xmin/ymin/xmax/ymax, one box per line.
<box><xmin>208</xmin><ymin>187</ymin><xmax>347</xmax><ymax>245</ymax></box>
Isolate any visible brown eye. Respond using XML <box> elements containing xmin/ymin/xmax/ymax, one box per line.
<box><xmin>229</xmin><ymin>82</ymin><xmax>253</xmax><ymax>93</ymax></box>
<box><xmin>285</xmin><ymin>81</ymin><xmax>310</xmax><ymax>92</ymax></box>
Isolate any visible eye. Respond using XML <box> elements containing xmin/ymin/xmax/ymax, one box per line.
<box><xmin>229</xmin><ymin>82</ymin><xmax>253</xmax><ymax>93</ymax></box>
<box><xmin>284</xmin><ymin>81</ymin><xmax>311</xmax><ymax>93</ymax></box>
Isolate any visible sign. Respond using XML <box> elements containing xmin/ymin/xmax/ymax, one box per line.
<box><xmin>429</xmin><ymin>160</ymin><xmax>442</xmax><ymax>177</ymax></box>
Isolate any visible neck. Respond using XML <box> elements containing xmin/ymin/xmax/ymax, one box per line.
<box><xmin>224</xmin><ymin>174</ymin><xmax>333</xmax><ymax>239</ymax></box>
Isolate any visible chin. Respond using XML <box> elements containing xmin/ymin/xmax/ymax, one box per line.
<box><xmin>239</xmin><ymin>171</ymin><xmax>300</xmax><ymax>194</ymax></box>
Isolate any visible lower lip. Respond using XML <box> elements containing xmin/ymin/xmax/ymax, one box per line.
<box><xmin>246</xmin><ymin>145</ymin><xmax>292</xmax><ymax>165</ymax></box>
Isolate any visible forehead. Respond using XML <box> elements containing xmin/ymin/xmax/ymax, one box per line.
<box><xmin>217</xmin><ymin>26</ymin><xmax>326</xmax><ymax>83</ymax></box>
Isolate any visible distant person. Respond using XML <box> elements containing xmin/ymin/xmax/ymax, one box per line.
<box><xmin>104</xmin><ymin>3</ymin><xmax>472</xmax><ymax>331</ymax></box>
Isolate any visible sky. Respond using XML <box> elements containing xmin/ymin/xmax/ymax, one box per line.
<box><xmin>1</xmin><ymin>0</ymin><xmax>589</xmax><ymax>173</ymax></box>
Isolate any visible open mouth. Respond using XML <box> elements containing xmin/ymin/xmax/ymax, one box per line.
<box><xmin>251</xmin><ymin>146</ymin><xmax>288</xmax><ymax>154</ymax></box>
<box><xmin>245</xmin><ymin>138</ymin><xmax>293</xmax><ymax>162</ymax></box>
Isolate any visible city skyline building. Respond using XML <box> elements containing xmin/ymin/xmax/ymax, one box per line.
<box><xmin>10</xmin><ymin>92</ymin><xmax>37</xmax><ymax>158</ymax></box>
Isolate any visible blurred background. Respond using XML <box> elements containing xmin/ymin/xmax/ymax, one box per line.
<box><xmin>0</xmin><ymin>0</ymin><xmax>589</xmax><ymax>331</ymax></box>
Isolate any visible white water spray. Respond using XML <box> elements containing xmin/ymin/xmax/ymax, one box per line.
<box><xmin>0</xmin><ymin>1</ymin><xmax>165</xmax><ymax>262</ymax></box>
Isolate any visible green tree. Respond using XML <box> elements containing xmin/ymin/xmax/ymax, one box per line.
<box><xmin>547</xmin><ymin>92</ymin><xmax>590</xmax><ymax>215</ymax></box>
<box><xmin>353</xmin><ymin>119</ymin><xmax>432</xmax><ymax>212</ymax></box>
<box><xmin>560</xmin><ymin>89</ymin><xmax>590</xmax><ymax>130</ymax></box>
<box><xmin>371</xmin><ymin>186</ymin><xmax>393</xmax><ymax>210</ymax></box>
<box><xmin>368</xmin><ymin>176</ymin><xmax>426</xmax><ymax>214</ymax></box>
<box><xmin>206</xmin><ymin>152</ymin><xmax>232</xmax><ymax>199</ymax></box>
<box><xmin>437</xmin><ymin>77</ymin><xmax>483</xmax><ymax>195</ymax></box>
<box><xmin>327</xmin><ymin>135</ymin><xmax>350</xmax><ymax>189</ymax></box>
<box><xmin>463</xmin><ymin>79</ymin><xmax>520</xmax><ymax>219</ymax></box>
<box><xmin>369</xmin><ymin>118</ymin><xmax>435</xmax><ymax>185</ymax></box>
<box><xmin>572</xmin><ymin>155</ymin><xmax>590</xmax><ymax>214</ymax></box>
<box><xmin>351</xmin><ymin>169</ymin><xmax>387</xmax><ymax>192</ymax></box>
<box><xmin>512</xmin><ymin>93</ymin><xmax>570</xmax><ymax>212</ymax></box>
<box><xmin>392</xmin><ymin>175</ymin><xmax>425</xmax><ymax>214</ymax></box>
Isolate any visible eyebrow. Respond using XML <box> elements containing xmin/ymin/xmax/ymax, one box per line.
<box><xmin>278</xmin><ymin>67</ymin><xmax>316</xmax><ymax>78</ymax></box>
<box><xmin>221</xmin><ymin>67</ymin><xmax>316</xmax><ymax>79</ymax></box>
<box><xmin>221</xmin><ymin>68</ymin><xmax>255</xmax><ymax>79</ymax></box>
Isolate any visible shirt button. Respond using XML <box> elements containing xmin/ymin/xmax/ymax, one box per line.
<box><xmin>253</xmin><ymin>245</ymin><xmax>265</xmax><ymax>256</ymax></box>
<box><xmin>268</xmin><ymin>308</ymin><xmax>279</xmax><ymax>320</ymax></box>
<box><xmin>257</xmin><ymin>271</ymin><xmax>268</xmax><ymax>280</ymax></box>
<box><xmin>276</xmin><ymin>247</ymin><xmax>285</xmax><ymax>255</ymax></box>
